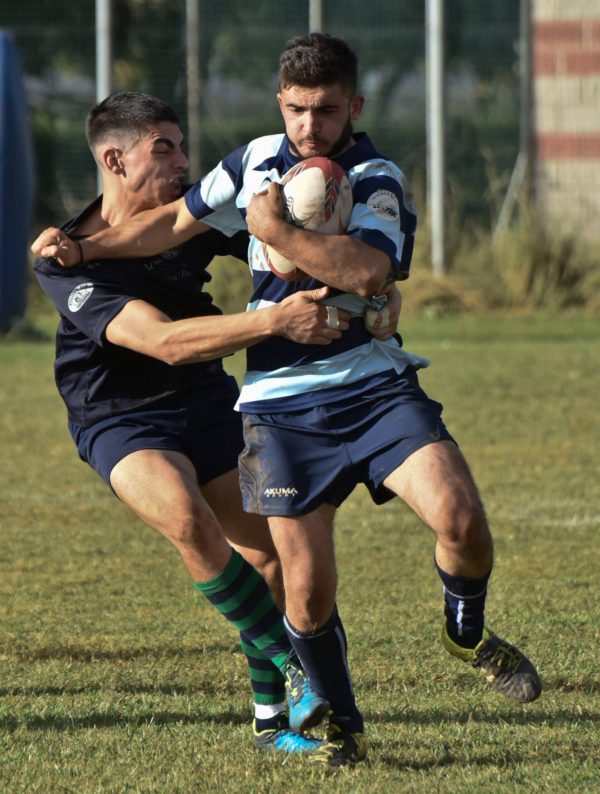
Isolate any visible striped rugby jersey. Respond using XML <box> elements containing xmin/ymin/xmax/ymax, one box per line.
<box><xmin>185</xmin><ymin>132</ymin><xmax>429</xmax><ymax>412</ymax></box>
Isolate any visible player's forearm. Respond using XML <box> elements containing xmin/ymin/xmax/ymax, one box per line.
<box><xmin>263</xmin><ymin>219</ymin><xmax>391</xmax><ymax>296</ymax></box>
<box><xmin>156</xmin><ymin>310</ymin><xmax>276</xmax><ymax>365</ymax></box>
<box><xmin>106</xmin><ymin>288</ymin><xmax>338</xmax><ymax>364</ymax></box>
<box><xmin>81</xmin><ymin>200</ymin><xmax>201</xmax><ymax>261</ymax></box>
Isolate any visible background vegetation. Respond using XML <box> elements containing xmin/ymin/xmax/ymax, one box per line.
<box><xmin>4</xmin><ymin>1</ymin><xmax>598</xmax><ymax>314</ymax></box>
<box><xmin>2</xmin><ymin>0</ymin><xmax>520</xmax><ymax>233</ymax></box>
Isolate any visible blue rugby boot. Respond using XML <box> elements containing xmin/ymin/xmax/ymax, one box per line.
<box><xmin>442</xmin><ymin>624</ymin><xmax>542</xmax><ymax>703</ymax></box>
<box><xmin>252</xmin><ymin>714</ymin><xmax>323</xmax><ymax>753</ymax></box>
<box><xmin>284</xmin><ymin>656</ymin><xmax>330</xmax><ymax>733</ymax></box>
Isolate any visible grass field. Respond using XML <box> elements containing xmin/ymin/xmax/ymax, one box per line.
<box><xmin>1</xmin><ymin>311</ymin><xmax>599</xmax><ymax>792</ymax></box>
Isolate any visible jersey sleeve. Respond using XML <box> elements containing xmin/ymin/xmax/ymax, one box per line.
<box><xmin>348</xmin><ymin>165</ymin><xmax>417</xmax><ymax>281</ymax></box>
<box><xmin>34</xmin><ymin>260</ymin><xmax>137</xmax><ymax>345</ymax></box>
<box><xmin>184</xmin><ymin>145</ymin><xmax>248</xmax><ymax>237</ymax></box>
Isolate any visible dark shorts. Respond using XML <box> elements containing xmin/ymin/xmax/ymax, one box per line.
<box><xmin>238</xmin><ymin>370</ymin><xmax>454</xmax><ymax>516</ymax></box>
<box><xmin>69</xmin><ymin>377</ymin><xmax>244</xmax><ymax>490</ymax></box>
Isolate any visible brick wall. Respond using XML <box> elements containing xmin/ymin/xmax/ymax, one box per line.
<box><xmin>533</xmin><ymin>0</ymin><xmax>600</xmax><ymax>237</ymax></box>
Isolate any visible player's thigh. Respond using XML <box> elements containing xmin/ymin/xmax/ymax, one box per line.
<box><xmin>110</xmin><ymin>448</ymin><xmax>223</xmax><ymax>544</ymax></box>
<box><xmin>383</xmin><ymin>440</ymin><xmax>486</xmax><ymax>532</ymax></box>
<box><xmin>268</xmin><ymin>505</ymin><xmax>338</xmax><ymax>625</ymax></box>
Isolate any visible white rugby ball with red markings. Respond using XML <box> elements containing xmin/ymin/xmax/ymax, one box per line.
<box><xmin>263</xmin><ymin>156</ymin><xmax>353</xmax><ymax>281</ymax></box>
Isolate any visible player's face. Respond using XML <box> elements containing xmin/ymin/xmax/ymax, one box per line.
<box><xmin>278</xmin><ymin>83</ymin><xmax>364</xmax><ymax>160</ymax></box>
<box><xmin>120</xmin><ymin>122</ymin><xmax>189</xmax><ymax>207</ymax></box>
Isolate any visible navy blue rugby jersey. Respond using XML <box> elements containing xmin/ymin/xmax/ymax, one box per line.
<box><xmin>34</xmin><ymin>196</ymin><xmax>249</xmax><ymax>427</ymax></box>
<box><xmin>184</xmin><ymin>132</ymin><xmax>428</xmax><ymax>413</ymax></box>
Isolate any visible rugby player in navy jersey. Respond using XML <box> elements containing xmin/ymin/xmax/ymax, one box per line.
<box><xmin>33</xmin><ymin>36</ymin><xmax>541</xmax><ymax>767</ymax></box>
<box><xmin>31</xmin><ymin>90</ymin><xmax>391</xmax><ymax>756</ymax></box>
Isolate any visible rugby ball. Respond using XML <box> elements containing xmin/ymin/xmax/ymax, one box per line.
<box><xmin>264</xmin><ymin>157</ymin><xmax>352</xmax><ymax>281</ymax></box>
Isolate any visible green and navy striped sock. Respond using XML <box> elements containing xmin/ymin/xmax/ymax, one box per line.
<box><xmin>194</xmin><ymin>549</ymin><xmax>291</xmax><ymax>674</ymax></box>
<box><xmin>239</xmin><ymin>632</ymin><xmax>286</xmax><ymax>706</ymax></box>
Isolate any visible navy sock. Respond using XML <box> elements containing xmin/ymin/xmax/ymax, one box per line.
<box><xmin>435</xmin><ymin>559</ymin><xmax>491</xmax><ymax>649</ymax></box>
<box><xmin>284</xmin><ymin>606</ymin><xmax>363</xmax><ymax>734</ymax></box>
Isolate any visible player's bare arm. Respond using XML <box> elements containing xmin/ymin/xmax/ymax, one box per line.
<box><xmin>246</xmin><ymin>183</ymin><xmax>392</xmax><ymax>297</ymax></box>
<box><xmin>31</xmin><ymin>197</ymin><xmax>206</xmax><ymax>267</ymax></box>
<box><xmin>105</xmin><ymin>286</ymin><xmax>350</xmax><ymax>364</ymax></box>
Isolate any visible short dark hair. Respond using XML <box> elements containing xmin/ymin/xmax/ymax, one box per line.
<box><xmin>85</xmin><ymin>91</ymin><xmax>179</xmax><ymax>150</ymax></box>
<box><xmin>278</xmin><ymin>33</ymin><xmax>358</xmax><ymax>95</ymax></box>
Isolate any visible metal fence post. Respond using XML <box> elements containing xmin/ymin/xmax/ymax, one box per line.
<box><xmin>309</xmin><ymin>0</ymin><xmax>323</xmax><ymax>33</ymax></box>
<box><xmin>186</xmin><ymin>0</ymin><xmax>202</xmax><ymax>182</ymax></box>
<box><xmin>426</xmin><ymin>0</ymin><xmax>446</xmax><ymax>277</ymax></box>
<box><xmin>95</xmin><ymin>0</ymin><xmax>112</xmax><ymax>193</ymax></box>
<box><xmin>95</xmin><ymin>0</ymin><xmax>112</xmax><ymax>103</ymax></box>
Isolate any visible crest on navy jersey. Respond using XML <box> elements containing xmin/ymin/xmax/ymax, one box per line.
<box><xmin>367</xmin><ymin>190</ymin><xmax>400</xmax><ymax>221</ymax></box>
<box><xmin>67</xmin><ymin>282</ymin><xmax>94</xmax><ymax>312</ymax></box>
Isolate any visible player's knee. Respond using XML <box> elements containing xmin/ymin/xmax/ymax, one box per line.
<box><xmin>166</xmin><ymin>503</ymin><xmax>222</xmax><ymax>553</ymax></box>
<box><xmin>286</xmin><ymin>578</ymin><xmax>337</xmax><ymax>629</ymax></box>
<box><xmin>435</xmin><ymin>492</ymin><xmax>490</xmax><ymax>552</ymax></box>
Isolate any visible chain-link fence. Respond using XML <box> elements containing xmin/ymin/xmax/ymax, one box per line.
<box><xmin>1</xmin><ymin>1</ymin><xmax>521</xmax><ymax>233</ymax></box>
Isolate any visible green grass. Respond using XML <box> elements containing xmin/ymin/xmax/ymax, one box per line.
<box><xmin>1</xmin><ymin>312</ymin><xmax>599</xmax><ymax>792</ymax></box>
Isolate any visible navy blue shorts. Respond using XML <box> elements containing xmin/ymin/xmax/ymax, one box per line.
<box><xmin>238</xmin><ymin>370</ymin><xmax>454</xmax><ymax>516</ymax></box>
<box><xmin>69</xmin><ymin>377</ymin><xmax>243</xmax><ymax>490</ymax></box>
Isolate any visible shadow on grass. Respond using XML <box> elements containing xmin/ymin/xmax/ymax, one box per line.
<box><xmin>367</xmin><ymin>704</ymin><xmax>600</xmax><ymax>728</ymax></box>
<box><xmin>7</xmin><ymin>643</ymin><xmax>236</xmax><ymax>662</ymax></box>
<box><xmin>4</xmin><ymin>697</ymin><xmax>598</xmax><ymax>736</ymax></box>
<box><xmin>0</xmin><ymin>709</ymin><xmax>246</xmax><ymax>733</ymax></box>
<box><xmin>377</xmin><ymin>747</ymin><xmax>529</xmax><ymax>772</ymax></box>
<box><xmin>376</xmin><ymin>742</ymin><xmax>525</xmax><ymax>771</ymax></box>
<box><xmin>0</xmin><ymin>681</ymin><xmax>240</xmax><ymax>698</ymax></box>
<box><xmin>377</xmin><ymin>740</ymin><xmax>600</xmax><ymax>772</ymax></box>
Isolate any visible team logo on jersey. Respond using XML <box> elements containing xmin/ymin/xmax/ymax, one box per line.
<box><xmin>367</xmin><ymin>190</ymin><xmax>400</xmax><ymax>221</ymax></box>
<box><xmin>67</xmin><ymin>283</ymin><xmax>94</xmax><ymax>312</ymax></box>
<box><xmin>263</xmin><ymin>487</ymin><xmax>299</xmax><ymax>498</ymax></box>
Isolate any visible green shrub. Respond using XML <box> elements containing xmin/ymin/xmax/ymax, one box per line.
<box><xmin>408</xmin><ymin>210</ymin><xmax>600</xmax><ymax>314</ymax></box>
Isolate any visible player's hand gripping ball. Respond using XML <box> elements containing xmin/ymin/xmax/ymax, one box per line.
<box><xmin>264</xmin><ymin>157</ymin><xmax>353</xmax><ymax>281</ymax></box>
